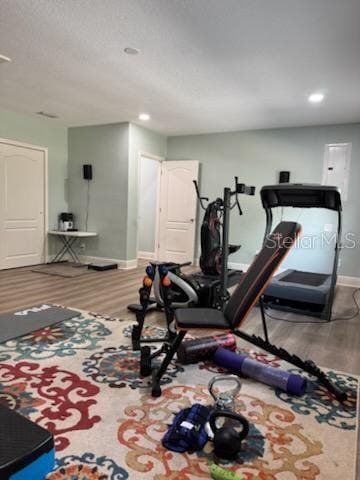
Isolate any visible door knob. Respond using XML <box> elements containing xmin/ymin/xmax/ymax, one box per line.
<box><xmin>190</xmin><ymin>218</ymin><xmax>195</xmax><ymax>222</ymax></box>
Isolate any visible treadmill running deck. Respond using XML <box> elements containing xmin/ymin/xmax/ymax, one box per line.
<box><xmin>265</xmin><ymin>269</ymin><xmax>332</xmax><ymax>306</ymax></box>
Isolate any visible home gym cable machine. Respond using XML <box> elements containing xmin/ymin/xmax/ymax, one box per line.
<box><xmin>218</xmin><ymin>179</ymin><xmax>256</xmax><ymax>306</ymax></box>
<box><xmin>131</xmin><ymin>178</ymin><xmax>256</xmax><ymax>350</ymax></box>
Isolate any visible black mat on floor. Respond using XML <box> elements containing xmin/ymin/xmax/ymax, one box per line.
<box><xmin>32</xmin><ymin>263</ymin><xmax>93</xmax><ymax>278</ymax></box>
<box><xmin>0</xmin><ymin>304</ymin><xmax>80</xmax><ymax>344</ymax></box>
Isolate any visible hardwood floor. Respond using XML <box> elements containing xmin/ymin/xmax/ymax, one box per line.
<box><xmin>0</xmin><ymin>261</ymin><xmax>359</xmax><ymax>471</ymax></box>
<box><xmin>0</xmin><ymin>263</ymin><xmax>144</xmax><ymax>319</ymax></box>
<box><xmin>1</xmin><ymin>262</ymin><xmax>359</xmax><ymax>374</ymax></box>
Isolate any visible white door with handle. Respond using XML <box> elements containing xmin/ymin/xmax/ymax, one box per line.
<box><xmin>0</xmin><ymin>141</ymin><xmax>46</xmax><ymax>269</ymax></box>
<box><xmin>158</xmin><ymin>160</ymin><xmax>199</xmax><ymax>263</ymax></box>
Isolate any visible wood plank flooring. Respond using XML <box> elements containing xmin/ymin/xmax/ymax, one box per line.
<box><xmin>1</xmin><ymin>262</ymin><xmax>359</xmax><ymax>374</ymax></box>
<box><xmin>0</xmin><ymin>262</ymin><xmax>359</xmax><ymax>471</ymax></box>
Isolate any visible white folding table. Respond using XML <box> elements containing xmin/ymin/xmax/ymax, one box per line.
<box><xmin>48</xmin><ymin>231</ymin><xmax>97</xmax><ymax>263</ymax></box>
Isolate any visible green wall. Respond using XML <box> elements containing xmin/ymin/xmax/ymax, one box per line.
<box><xmin>68</xmin><ymin>122</ymin><xmax>166</xmax><ymax>261</ymax></box>
<box><xmin>167</xmin><ymin>124</ymin><xmax>360</xmax><ymax>278</ymax></box>
<box><xmin>0</xmin><ymin>108</ymin><xmax>68</xmax><ymax>253</ymax></box>
<box><xmin>68</xmin><ymin>123</ymin><xmax>129</xmax><ymax>259</ymax></box>
<box><xmin>2</xmin><ymin>106</ymin><xmax>358</xmax><ymax>276</ymax></box>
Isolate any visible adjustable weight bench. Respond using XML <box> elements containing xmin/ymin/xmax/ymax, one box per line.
<box><xmin>141</xmin><ymin>221</ymin><xmax>347</xmax><ymax>402</ymax></box>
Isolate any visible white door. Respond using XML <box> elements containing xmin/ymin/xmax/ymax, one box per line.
<box><xmin>322</xmin><ymin>143</ymin><xmax>352</xmax><ymax>201</ymax></box>
<box><xmin>0</xmin><ymin>141</ymin><xmax>46</xmax><ymax>269</ymax></box>
<box><xmin>138</xmin><ymin>155</ymin><xmax>161</xmax><ymax>259</ymax></box>
<box><xmin>158</xmin><ymin>160</ymin><xmax>199</xmax><ymax>263</ymax></box>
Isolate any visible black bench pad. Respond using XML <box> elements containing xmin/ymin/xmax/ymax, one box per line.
<box><xmin>175</xmin><ymin>308</ymin><xmax>231</xmax><ymax>329</ymax></box>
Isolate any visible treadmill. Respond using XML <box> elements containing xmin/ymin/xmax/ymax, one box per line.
<box><xmin>261</xmin><ymin>184</ymin><xmax>342</xmax><ymax>321</ymax></box>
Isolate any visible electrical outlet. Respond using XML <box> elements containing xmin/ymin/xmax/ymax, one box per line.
<box><xmin>79</xmin><ymin>242</ymin><xmax>86</xmax><ymax>251</ymax></box>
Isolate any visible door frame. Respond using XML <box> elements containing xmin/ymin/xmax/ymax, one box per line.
<box><xmin>0</xmin><ymin>137</ymin><xmax>49</xmax><ymax>265</ymax></box>
<box><xmin>137</xmin><ymin>151</ymin><xmax>164</xmax><ymax>261</ymax></box>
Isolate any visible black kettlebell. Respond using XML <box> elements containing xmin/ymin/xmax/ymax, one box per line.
<box><xmin>209</xmin><ymin>410</ymin><xmax>249</xmax><ymax>460</ymax></box>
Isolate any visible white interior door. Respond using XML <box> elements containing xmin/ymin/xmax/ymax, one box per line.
<box><xmin>138</xmin><ymin>155</ymin><xmax>161</xmax><ymax>259</ymax></box>
<box><xmin>322</xmin><ymin>143</ymin><xmax>352</xmax><ymax>201</ymax></box>
<box><xmin>158</xmin><ymin>160</ymin><xmax>199</xmax><ymax>263</ymax></box>
<box><xmin>0</xmin><ymin>141</ymin><xmax>46</xmax><ymax>269</ymax></box>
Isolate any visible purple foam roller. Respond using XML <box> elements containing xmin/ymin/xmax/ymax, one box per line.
<box><xmin>214</xmin><ymin>348</ymin><xmax>306</xmax><ymax>396</ymax></box>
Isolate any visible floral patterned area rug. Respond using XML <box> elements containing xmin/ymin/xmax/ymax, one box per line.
<box><xmin>0</xmin><ymin>308</ymin><xmax>358</xmax><ymax>480</ymax></box>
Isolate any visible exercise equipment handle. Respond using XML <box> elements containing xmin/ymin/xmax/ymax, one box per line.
<box><xmin>230</xmin><ymin>177</ymin><xmax>256</xmax><ymax>215</ymax></box>
<box><xmin>193</xmin><ymin>180</ymin><xmax>209</xmax><ymax>210</ymax></box>
<box><xmin>209</xmin><ymin>410</ymin><xmax>249</xmax><ymax>440</ymax></box>
<box><xmin>237</xmin><ymin>184</ymin><xmax>256</xmax><ymax>196</ymax></box>
<box><xmin>232</xmin><ymin>176</ymin><xmax>243</xmax><ymax>215</ymax></box>
<box><xmin>208</xmin><ymin>374</ymin><xmax>242</xmax><ymax>406</ymax></box>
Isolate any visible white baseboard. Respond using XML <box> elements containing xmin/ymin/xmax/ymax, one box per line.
<box><xmin>79</xmin><ymin>255</ymin><xmax>138</xmax><ymax>270</ymax></box>
<box><xmin>46</xmin><ymin>253</ymin><xmax>74</xmax><ymax>263</ymax></box>
<box><xmin>228</xmin><ymin>262</ymin><xmax>250</xmax><ymax>271</ymax></box>
<box><xmin>120</xmin><ymin>258</ymin><xmax>138</xmax><ymax>270</ymax></box>
<box><xmin>138</xmin><ymin>251</ymin><xmax>156</xmax><ymax>260</ymax></box>
<box><xmin>47</xmin><ymin>253</ymin><xmax>140</xmax><ymax>271</ymax></box>
<box><xmin>46</xmin><ymin>253</ymin><xmax>138</xmax><ymax>270</ymax></box>
<box><xmin>193</xmin><ymin>259</ymin><xmax>249</xmax><ymax>271</ymax></box>
<box><xmin>338</xmin><ymin>275</ymin><xmax>360</xmax><ymax>287</ymax></box>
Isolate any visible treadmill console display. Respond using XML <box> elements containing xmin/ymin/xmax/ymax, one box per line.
<box><xmin>261</xmin><ymin>184</ymin><xmax>342</xmax><ymax>211</ymax></box>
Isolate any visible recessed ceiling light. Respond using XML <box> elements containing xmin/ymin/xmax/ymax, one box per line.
<box><xmin>0</xmin><ymin>54</ymin><xmax>11</xmax><ymax>64</ymax></box>
<box><xmin>124</xmin><ymin>47</ymin><xmax>140</xmax><ymax>55</ymax></box>
<box><xmin>36</xmin><ymin>111</ymin><xmax>59</xmax><ymax>119</ymax></box>
<box><xmin>308</xmin><ymin>92</ymin><xmax>325</xmax><ymax>104</ymax></box>
<box><xmin>139</xmin><ymin>113</ymin><xmax>150</xmax><ymax>121</ymax></box>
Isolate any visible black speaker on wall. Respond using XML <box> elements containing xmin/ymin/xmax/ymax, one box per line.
<box><xmin>83</xmin><ymin>164</ymin><xmax>93</xmax><ymax>180</ymax></box>
<box><xmin>279</xmin><ymin>171</ymin><xmax>290</xmax><ymax>183</ymax></box>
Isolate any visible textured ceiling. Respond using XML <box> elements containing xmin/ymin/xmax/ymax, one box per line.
<box><xmin>0</xmin><ymin>0</ymin><xmax>359</xmax><ymax>135</ymax></box>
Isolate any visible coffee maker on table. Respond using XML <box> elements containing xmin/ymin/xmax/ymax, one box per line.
<box><xmin>58</xmin><ymin>212</ymin><xmax>76</xmax><ymax>231</ymax></box>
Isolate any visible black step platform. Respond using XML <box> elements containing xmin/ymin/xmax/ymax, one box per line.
<box><xmin>88</xmin><ymin>262</ymin><xmax>118</xmax><ymax>271</ymax></box>
<box><xmin>0</xmin><ymin>404</ymin><xmax>55</xmax><ymax>479</ymax></box>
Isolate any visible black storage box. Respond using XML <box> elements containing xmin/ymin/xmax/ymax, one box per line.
<box><xmin>0</xmin><ymin>404</ymin><xmax>55</xmax><ymax>479</ymax></box>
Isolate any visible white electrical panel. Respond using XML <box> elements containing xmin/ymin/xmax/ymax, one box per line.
<box><xmin>322</xmin><ymin>143</ymin><xmax>352</xmax><ymax>201</ymax></box>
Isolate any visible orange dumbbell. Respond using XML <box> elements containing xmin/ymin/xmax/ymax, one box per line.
<box><xmin>162</xmin><ymin>276</ymin><xmax>171</xmax><ymax>287</ymax></box>
<box><xmin>143</xmin><ymin>276</ymin><xmax>153</xmax><ymax>288</ymax></box>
